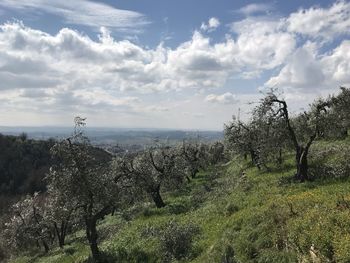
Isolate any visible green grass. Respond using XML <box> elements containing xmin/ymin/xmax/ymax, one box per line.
<box><xmin>10</xmin><ymin>139</ymin><xmax>350</xmax><ymax>263</ymax></box>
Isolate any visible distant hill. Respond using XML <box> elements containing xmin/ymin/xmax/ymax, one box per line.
<box><xmin>0</xmin><ymin>126</ymin><xmax>223</xmax><ymax>147</ymax></box>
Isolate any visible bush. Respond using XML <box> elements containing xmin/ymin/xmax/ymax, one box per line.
<box><xmin>64</xmin><ymin>246</ymin><xmax>76</xmax><ymax>255</ymax></box>
<box><xmin>159</xmin><ymin>220</ymin><xmax>200</xmax><ymax>261</ymax></box>
<box><xmin>221</xmin><ymin>244</ymin><xmax>236</xmax><ymax>263</ymax></box>
<box><xmin>113</xmin><ymin>247</ymin><xmax>156</xmax><ymax>263</ymax></box>
<box><xmin>167</xmin><ymin>202</ymin><xmax>190</xmax><ymax>215</ymax></box>
<box><xmin>225</xmin><ymin>203</ymin><xmax>239</xmax><ymax>216</ymax></box>
<box><xmin>84</xmin><ymin>251</ymin><xmax>120</xmax><ymax>263</ymax></box>
<box><xmin>309</xmin><ymin>144</ymin><xmax>350</xmax><ymax>179</ymax></box>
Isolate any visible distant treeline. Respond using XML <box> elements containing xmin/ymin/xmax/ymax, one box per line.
<box><xmin>0</xmin><ymin>134</ymin><xmax>112</xmax><ymax>196</ymax></box>
<box><xmin>0</xmin><ymin>134</ymin><xmax>54</xmax><ymax>195</ymax></box>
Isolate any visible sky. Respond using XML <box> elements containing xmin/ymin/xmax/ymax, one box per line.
<box><xmin>0</xmin><ymin>0</ymin><xmax>349</xmax><ymax>130</ymax></box>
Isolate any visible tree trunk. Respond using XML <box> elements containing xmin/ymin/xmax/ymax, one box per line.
<box><xmin>250</xmin><ymin>149</ymin><xmax>261</xmax><ymax>170</ymax></box>
<box><xmin>341</xmin><ymin>128</ymin><xmax>348</xmax><ymax>138</ymax></box>
<box><xmin>58</xmin><ymin>235</ymin><xmax>65</xmax><ymax>249</ymax></box>
<box><xmin>41</xmin><ymin>239</ymin><xmax>49</xmax><ymax>253</ymax></box>
<box><xmin>54</xmin><ymin>222</ymin><xmax>67</xmax><ymax>248</ymax></box>
<box><xmin>277</xmin><ymin>148</ymin><xmax>283</xmax><ymax>165</ymax></box>
<box><xmin>191</xmin><ymin>168</ymin><xmax>199</xmax><ymax>178</ymax></box>
<box><xmin>86</xmin><ymin>218</ymin><xmax>100</xmax><ymax>262</ymax></box>
<box><xmin>295</xmin><ymin>147</ymin><xmax>308</xmax><ymax>182</ymax></box>
<box><xmin>150</xmin><ymin>186</ymin><xmax>166</xmax><ymax>208</ymax></box>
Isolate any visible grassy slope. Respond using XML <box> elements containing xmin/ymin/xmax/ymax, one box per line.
<box><xmin>11</xmin><ymin>139</ymin><xmax>350</xmax><ymax>263</ymax></box>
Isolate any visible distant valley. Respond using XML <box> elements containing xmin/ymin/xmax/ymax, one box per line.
<box><xmin>0</xmin><ymin>126</ymin><xmax>223</xmax><ymax>154</ymax></box>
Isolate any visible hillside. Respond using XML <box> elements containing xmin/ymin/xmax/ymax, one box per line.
<box><xmin>0</xmin><ymin>134</ymin><xmax>54</xmax><ymax>196</ymax></box>
<box><xmin>9</xmin><ymin>137</ymin><xmax>350</xmax><ymax>263</ymax></box>
<box><xmin>0</xmin><ymin>134</ymin><xmax>112</xmax><ymax>197</ymax></box>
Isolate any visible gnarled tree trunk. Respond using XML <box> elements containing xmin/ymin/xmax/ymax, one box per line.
<box><xmin>54</xmin><ymin>220</ymin><xmax>69</xmax><ymax>249</ymax></box>
<box><xmin>41</xmin><ymin>239</ymin><xmax>49</xmax><ymax>253</ymax></box>
<box><xmin>150</xmin><ymin>185</ymin><xmax>165</xmax><ymax>208</ymax></box>
<box><xmin>295</xmin><ymin>146</ymin><xmax>309</xmax><ymax>182</ymax></box>
<box><xmin>250</xmin><ymin>149</ymin><xmax>261</xmax><ymax>170</ymax></box>
<box><xmin>191</xmin><ymin>168</ymin><xmax>199</xmax><ymax>178</ymax></box>
<box><xmin>85</xmin><ymin>217</ymin><xmax>100</xmax><ymax>262</ymax></box>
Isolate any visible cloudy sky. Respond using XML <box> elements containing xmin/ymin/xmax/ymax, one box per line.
<box><xmin>0</xmin><ymin>0</ymin><xmax>349</xmax><ymax>130</ymax></box>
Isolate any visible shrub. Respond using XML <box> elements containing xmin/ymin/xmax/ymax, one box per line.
<box><xmin>167</xmin><ymin>202</ymin><xmax>190</xmax><ymax>215</ymax></box>
<box><xmin>225</xmin><ymin>203</ymin><xmax>239</xmax><ymax>216</ymax></box>
<box><xmin>221</xmin><ymin>244</ymin><xmax>236</xmax><ymax>263</ymax></box>
<box><xmin>112</xmin><ymin>247</ymin><xmax>156</xmax><ymax>263</ymax></box>
<box><xmin>309</xmin><ymin>144</ymin><xmax>350</xmax><ymax>179</ymax></box>
<box><xmin>64</xmin><ymin>246</ymin><xmax>76</xmax><ymax>255</ymax></box>
<box><xmin>159</xmin><ymin>220</ymin><xmax>200</xmax><ymax>261</ymax></box>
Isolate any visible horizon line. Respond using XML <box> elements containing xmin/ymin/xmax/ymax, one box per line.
<box><xmin>0</xmin><ymin>125</ymin><xmax>223</xmax><ymax>132</ymax></box>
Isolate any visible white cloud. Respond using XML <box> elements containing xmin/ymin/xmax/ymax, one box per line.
<box><xmin>0</xmin><ymin>0</ymin><xmax>149</xmax><ymax>31</ymax></box>
<box><xmin>237</xmin><ymin>3</ymin><xmax>273</xmax><ymax>16</ymax></box>
<box><xmin>230</xmin><ymin>17</ymin><xmax>296</xmax><ymax>71</ymax></box>
<box><xmin>1</xmin><ymin>0</ymin><xmax>350</xmax><ymax>129</ymax></box>
<box><xmin>265</xmin><ymin>40</ymin><xmax>350</xmax><ymax>91</ymax></box>
<box><xmin>0</xmin><ymin>19</ymin><xmax>298</xmax><ymax>117</ymax></box>
<box><xmin>200</xmin><ymin>17</ymin><xmax>220</xmax><ymax>32</ymax></box>
<box><xmin>205</xmin><ymin>92</ymin><xmax>238</xmax><ymax>104</ymax></box>
<box><xmin>287</xmin><ymin>1</ymin><xmax>350</xmax><ymax>40</ymax></box>
<box><xmin>208</xmin><ymin>17</ymin><xmax>220</xmax><ymax>28</ymax></box>
<box><xmin>144</xmin><ymin>106</ymin><xmax>170</xmax><ymax>112</ymax></box>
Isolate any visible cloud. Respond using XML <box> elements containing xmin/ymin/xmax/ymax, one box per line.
<box><xmin>200</xmin><ymin>17</ymin><xmax>220</xmax><ymax>32</ymax></box>
<box><xmin>0</xmin><ymin>19</ymin><xmax>297</xmax><ymax>115</ymax></box>
<box><xmin>237</xmin><ymin>3</ymin><xmax>273</xmax><ymax>16</ymax></box>
<box><xmin>1</xmin><ymin>0</ymin><xmax>350</xmax><ymax>128</ymax></box>
<box><xmin>205</xmin><ymin>92</ymin><xmax>238</xmax><ymax>104</ymax></box>
<box><xmin>0</xmin><ymin>0</ymin><xmax>149</xmax><ymax>32</ymax></box>
<box><xmin>287</xmin><ymin>1</ymin><xmax>350</xmax><ymax>40</ymax></box>
<box><xmin>145</xmin><ymin>106</ymin><xmax>170</xmax><ymax>112</ymax></box>
<box><xmin>230</xmin><ymin>17</ymin><xmax>296</xmax><ymax>70</ymax></box>
<box><xmin>265</xmin><ymin>40</ymin><xmax>350</xmax><ymax>91</ymax></box>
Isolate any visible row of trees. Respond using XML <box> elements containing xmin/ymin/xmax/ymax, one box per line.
<box><xmin>4</xmin><ymin>118</ymin><xmax>225</xmax><ymax>262</ymax></box>
<box><xmin>225</xmin><ymin>87</ymin><xmax>350</xmax><ymax>181</ymax></box>
<box><xmin>6</xmin><ymin>87</ymin><xmax>348</xmax><ymax>261</ymax></box>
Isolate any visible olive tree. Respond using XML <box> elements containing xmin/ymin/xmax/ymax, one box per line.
<box><xmin>116</xmin><ymin>145</ymin><xmax>184</xmax><ymax>208</ymax></box>
<box><xmin>327</xmin><ymin>87</ymin><xmax>350</xmax><ymax>138</ymax></box>
<box><xmin>5</xmin><ymin>193</ymin><xmax>52</xmax><ymax>253</ymax></box>
<box><xmin>256</xmin><ymin>93</ymin><xmax>330</xmax><ymax>181</ymax></box>
<box><xmin>47</xmin><ymin>117</ymin><xmax>122</xmax><ymax>262</ymax></box>
<box><xmin>44</xmin><ymin>186</ymin><xmax>77</xmax><ymax>248</ymax></box>
<box><xmin>224</xmin><ymin>117</ymin><xmax>264</xmax><ymax>169</ymax></box>
<box><xmin>251</xmin><ymin>106</ymin><xmax>292</xmax><ymax>166</ymax></box>
<box><xmin>181</xmin><ymin>140</ymin><xmax>207</xmax><ymax>179</ymax></box>
<box><xmin>207</xmin><ymin>141</ymin><xmax>225</xmax><ymax>165</ymax></box>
